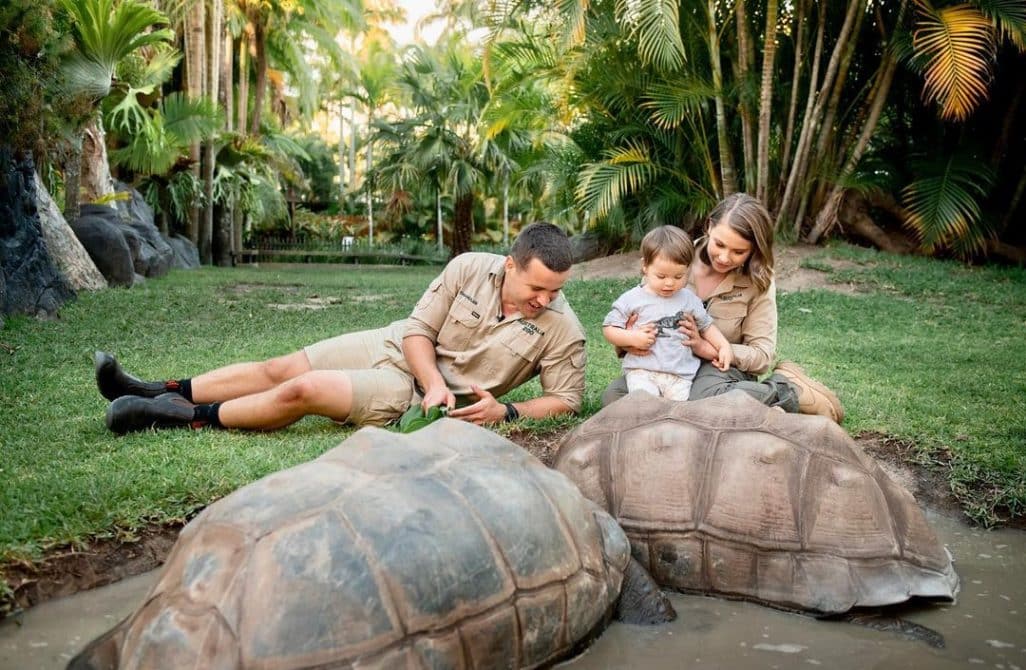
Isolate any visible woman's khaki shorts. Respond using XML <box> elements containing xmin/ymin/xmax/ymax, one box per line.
<box><xmin>303</xmin><ymin>324</ymin><xmax>415</xmax><ymax>427</ymax></box>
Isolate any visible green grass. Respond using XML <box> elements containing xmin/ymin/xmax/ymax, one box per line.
<box><xmin>0</xmin><ymin>245</ymin><xmax>1024</xmax><ymax>582</ymax></box>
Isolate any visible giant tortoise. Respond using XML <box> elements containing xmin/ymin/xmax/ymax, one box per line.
<box><xmin>69</xmin><ymin>419</ymin><xmax>673</xmax><ymax>670</ymax></box>
<box><xmin>553</xmin><ymin>391</ymin><xmax>960</xmax><ymax>616</ymax></box>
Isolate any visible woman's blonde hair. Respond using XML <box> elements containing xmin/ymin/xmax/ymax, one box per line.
<box><xmin>697</xmin><ymin>193</ymin><xmax>774</xmax><ymax>293</ymax></box>
<box><xmin>641</xmin><ymin>225</ymin><xmax>694</xmax><ymax>267</ymax></box>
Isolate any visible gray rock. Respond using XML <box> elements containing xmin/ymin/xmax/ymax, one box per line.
<box><xmin>72</xmin><ymin>205</ymin><xmax>135</xmax><ymax>287</ymax></box>
<box><xmin>569</xmin><ymin>231</ymin><xmax>607</xmax><ymax>264</ymax></box>
<box><xmin>0</xmin><ymin>149</ymin><xmax>75</xmax><ymax>318</ymax></box>
<box><xmin>115</xmin><ymin>182</ymin><xmax>173</xmax><ymax>277</ymax></box>
<box><xmin>167</xmin><ymin>234</ymin><xmax>200</xmax><ymax>269</ymax></box>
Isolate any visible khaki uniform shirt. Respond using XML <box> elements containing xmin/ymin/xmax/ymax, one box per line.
<box><xmin>398</xmin><ymin>253</ymin><xmax>587</xmax><ymax>412</ymax></box>
<box><xmin>688</xmin><ymin>272</ymin><xmax>777</xmax><ymax>375</ymax></box>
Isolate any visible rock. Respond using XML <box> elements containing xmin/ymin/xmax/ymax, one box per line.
<box><xmin>114</xmin><ymin>182</ymin><xmax>173</xmax><ymax>277</ymax></box>
<box><xmin>0</xmin><ymin>149</ymin><xmax>75</xmax><ymax>318</ymax></box>
<box><xmin>569</xmin><ymin>231</ymin><xmax>607</xmax><ymax>264</ymax></box>
<box><xmin>72</xmin><ymin>205</ymin><xmax>136</xmax><ymax>287</ymax></box>
<box><xmin>35</xmin><ymin>172</ymin><xmax>106</xmax><ymax>291</ymax></box>
<box><xmin>167</xmin><ymin>234</ymin><xmax>200</xmax><ymax>269</ymax></box>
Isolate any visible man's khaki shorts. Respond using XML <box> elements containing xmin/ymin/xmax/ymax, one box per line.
<box><xmin>303</xmin><ymin>323</ymin><xmax>415</xmax><ymax>427</ymax></box>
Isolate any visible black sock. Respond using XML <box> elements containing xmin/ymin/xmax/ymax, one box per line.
<box><xmin>192</xmin><ymin>402</ymin><xmax>223</xmax><ymax>428</ymax></box>
<box><xmin>167</xmin><ymin>378</ymin><xmax>193</xmax><ymax>402</ymax></box>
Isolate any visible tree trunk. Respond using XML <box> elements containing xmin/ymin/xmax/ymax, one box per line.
<box><xmin>185</xmin><ymin>0</ymin><xmax>206</xmax><ymax>248</ymax></box>
<box><xmin>436</xmin><ymin>187</ymin><xmax>443</xmax><ymax>253</ymax></box>
<box><xmin>365</xmin><ymin>130</ymin><xmax>373</xmax><ymax>244</ymax></box>
<box><xmin>836</xmin><ymin>191</ymin><xmax>915</xmax><ymax>254</ymax></box>
<box><xmin>780</xmin><ymin>0</ymin><xmax>808</xmax><ymax>178</ymax></box>
<box><xmin>807</xmin><ymin>0</ymin><xmax>908</xmax><ymax>244</ymax></box>
<box><xmin>451</xmin><ymin>192</ymin><xmax>473</xmax><ymax>257</ymax></box>
<box><xmin>707</xmin><ymin>0</ymin><xmax>736</xmax><ymax>197</ymax></box>
<box><xmin>80</xmin><ymin>117</ymin><xmax>115</xmax><ymax>205</ymax></box>
<box><xmin>776</xmin><ymin>3</ymin><xmax>825</xmax><ymax>231</ymax></box>
<box><xmin>338</xmin><ymin>100</ymin><xmax>347</xmax><ymax>204</ymax></box>
<box><xmin>348</xmin><ymin>102</ymin><xmax>358</xmax><ymax>195</ymax></box>
<box><xmin>237</xmin><ymin>32</ymin><xmax>249</xmax><ymax>134</ymax></box>
<box><xmin>734</xmin><ymin>1</ymin><xmax>756</xmax><ymax>191</ymax></box>
<box><xmin>63</xmin><ymin>135</ymin><xmax>83</xmax><ymax>222</ymax></box>
<box><xmin>250</xmin><ymin>21</ymin><xmax>267</xmax><ymax>134</ymax></box>
<box><xmin>756</xmin><ymin>0</ymin><xmax>779</xmax><ymax>204</ymax></box>
<box><xmin>201</xmin><ymin>0</ymin><xmax>222</xmax><ymax>265</ymax></box>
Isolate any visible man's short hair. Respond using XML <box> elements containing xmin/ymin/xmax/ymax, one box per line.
<box><xmin>510</xmin><ymin>222</ymin><xmax>573</xmax><ymax>272</ymax></box>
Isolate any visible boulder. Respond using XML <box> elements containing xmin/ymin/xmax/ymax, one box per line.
<box><xmin>569</xmin><ymin>231</ymin><xmax>607</xmax><ymax>264</ymax></box>
<box><xmin>114</xmin><ymin>182</ymin><xmax>173</xmax><ymax>277</ymax></box>
<box><xmin>35</xmin><ymin>172</ymin><xmax>107</xmax><ymax>291</ymax></box>
<box><xmin>0</xmin><ymin>149</ymin><xmax>75</xmax><ymax>318</ymax></box>
<box><xmin>167</xmin><ymin>234</ymin><xmax>200</xmax><ymax>269</ymax></box>
<box><xmin>72</xmin><ymin>205</ymin><xmax>136</xmax><ymax>287</ymax></box>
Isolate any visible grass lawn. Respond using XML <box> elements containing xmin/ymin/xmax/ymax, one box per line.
<box><xmin>1</xmin><ymin>245</ymin><xmax>1024</xmax><ymax>591</ymax></box>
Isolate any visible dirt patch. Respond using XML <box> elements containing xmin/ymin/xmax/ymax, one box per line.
<box><xmin>0</xmin><ymin>429</ymin><xmax>981</xmax><ymax>622</ymax></box>
<box><xmin>573</xmin><ymin>244</ymin><xmax>861</xmax><ymax>294</ymax></box>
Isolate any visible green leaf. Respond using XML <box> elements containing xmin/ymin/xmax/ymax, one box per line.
<box><xmin>394</xmin><ymin>404</ymin><xmax>449</xmax><ymax>433</ymax></box>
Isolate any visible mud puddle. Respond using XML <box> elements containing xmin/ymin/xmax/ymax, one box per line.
<box><xmin>2</xmin><ymin>511</ymin><xmax>1024</xmax><ymax>670</ymax></box>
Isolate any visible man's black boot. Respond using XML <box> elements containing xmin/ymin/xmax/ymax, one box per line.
<box><xmin>95</xmin><ymin>351</ymin><xmax>177</xmax><ymax>401</ymax></box>
<box><xmin>106</xmin><ymin>393</ymin><xmax>197</xmax><ymax>435</ymax></box>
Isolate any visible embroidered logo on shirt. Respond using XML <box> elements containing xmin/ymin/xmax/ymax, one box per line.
<box><xmin>718</xmin><ymin>291</ymin><xmax>744</xmax><ymax>302</ymax></box>
<box><xmin>521</xmin><ymin>322</ymin><xmax>545</xmax><ymax>337</ymax></box>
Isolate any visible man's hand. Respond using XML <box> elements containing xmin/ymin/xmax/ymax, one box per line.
<box><xmin>447</xmin><ymin>384</ymin><xmax>505</xmax><ymax>425</ymax></box>
<box><xmin>677</xmin><ymin>314</ymin><xmax>717</xmax><ymax>360</ymax></box>
<box><xmin>421</xmin><ymin>384</ymin><xmax>456</xmax><ymax>413</ymax></box>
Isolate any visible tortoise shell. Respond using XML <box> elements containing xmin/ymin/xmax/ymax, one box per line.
<box><xmin>70</xmin><ymin>420</ymin><xmax>632</xmax><ymax>669</ymax></box>
<box><xmin>553</xmin><ymin>391</ymin><xmax>959</xmax><ymax>614</ymax></box>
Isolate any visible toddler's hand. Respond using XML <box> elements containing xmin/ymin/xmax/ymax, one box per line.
<box><xmin>712</xmin><ymin>344</ymin><xmax>733</xmax><ymax>371</ymax></box>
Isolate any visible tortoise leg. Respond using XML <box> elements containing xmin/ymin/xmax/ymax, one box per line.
<box><xmin>66</xmin><ymin>619</ymin><xmax>126</xmax><ymax>670</ymax></box>
<box><xmin>615</xmin><ymin>557</ymin><xmax>677</xmax><ymax>625</ymax></box>
<box><xmin>834</xmin><ymin>611</ymin><xmax>946</xmax><ymax>649</ymax></box>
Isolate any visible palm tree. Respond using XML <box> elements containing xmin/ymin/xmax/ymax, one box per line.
<box><xmin>57</xmin><ymin>0</ymin><xmax>175</xmax><ymax>219</ymax></box>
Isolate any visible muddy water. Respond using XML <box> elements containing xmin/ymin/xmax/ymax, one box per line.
<box><xmin>2</xmin><ymin>510</ymin><xmax>1024</xmax><ymax>670</ymax></box>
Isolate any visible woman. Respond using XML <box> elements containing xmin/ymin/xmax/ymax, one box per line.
<box><xmin>600</xmin><ymin>193</ymin><xmax>844</xmax><ymax>422</ymax></box>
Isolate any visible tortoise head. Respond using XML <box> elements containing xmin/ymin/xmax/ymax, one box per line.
<box><xmin>592</xmin><ymin>508</ymin><xmax>676</xmax><ymax>625</ymax></box>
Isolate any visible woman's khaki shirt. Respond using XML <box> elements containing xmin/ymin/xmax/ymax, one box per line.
<box><xmin>687</xmin><ymin>271</ymin><xmax>777</xmax><ymax>375</ymax></box>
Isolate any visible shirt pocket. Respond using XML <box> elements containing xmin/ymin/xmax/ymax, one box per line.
<box><xmin>501</xmin><ymin>327</ymin><xmax>542</xmax><ymax>364</ymax></box>
<box><xmin>443</xmin><ymin>299</ymin><xmax>483</xmax><ymax>349</ymax></box>
<box><xmin>708</xmin><ymin>300</ymin><xmax>748</xmax><ymax>343</ymax></box>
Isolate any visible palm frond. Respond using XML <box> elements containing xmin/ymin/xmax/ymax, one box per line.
<box><xmin>556</xmin><ymin>0</ymin><xmax>589</xmax><ymax>47</ymax></box>
<box><xmin>634</xmin><ymin>0</ymin><xmax>686</xmax><ymax>71</ymax></box>
<box><xmin>901</xmin><ymin>153</ymin><xmax>995</xmax><ymax>256</ymax></box>
<box><xmin>913</xmin><ymin>0</ymin><xmax>995</xmax><ymax>120</ymax></box>
<box><xmin>640</xmin><ymin>79</ymin><xmax>712</xmax><ymax>129</ymax></box>
<box><xmin>975</xmin><ymin>0</ymin><xmax>1026</xmax><ymax>51</ymax></box>
<box><xmin>575</xmin><ymin>140</ymin><xmax>658</xmax><ymax>221</ymax></box>
<box><xmin>161</xmin><ymin>92</ymin><xmax>220</xmax><ymax>145</ymax></box>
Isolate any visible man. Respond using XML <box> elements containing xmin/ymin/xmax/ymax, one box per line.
<box><xmin>98</xmin><ymin>222</ymin><xmax>587</xmax><ymax>434</ymax></box>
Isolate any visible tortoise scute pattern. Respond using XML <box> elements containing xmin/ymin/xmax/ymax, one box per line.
<box><xmin>81</xmin><ymin>420</ymin><xmax>629</xmax><ymax>669</ymax></box>
<box><xmin>554</xmin><ymin>391</ymin><xmax>960</xmax><ymax>615</ymax></box>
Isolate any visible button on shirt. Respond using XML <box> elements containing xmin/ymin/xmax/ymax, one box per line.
<box><xmin>400</xmin><ymin>253</ymin><xmax>587</xmax><ymax>412</ymax></box>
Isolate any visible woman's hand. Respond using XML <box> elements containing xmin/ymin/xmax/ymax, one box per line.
<box><xmin>678</xmin><ymin>314</ymin><xmax>718</xmax><ymax>360</ymax></box>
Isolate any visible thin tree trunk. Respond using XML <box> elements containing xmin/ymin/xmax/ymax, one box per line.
<box><xmin>502</xmin><ymin>172</ymin><xmax>510</xmax><ymax>246</ymax></box>
<box><xmin>991</xmin><ymin>76</ymin><xmax>1024</xmax><ymax>168</ymax></box>
<box><xmin>185</xmin><ymin>0</ymin><xmax>205</xmax><ymax>247</ymax></box>
<box><xmin>780</xmin><ymin>0</ymin><xmax>808</xmax><ymax>179</ymax></box>
<box><xmin>348</xmin><ymin>102</ymin><xmax>358</xmax><ymax>195</ymax></box>
<box><xmin>436</xmin><ymin>187</ymin><xmax>443</xmax><ymax>253</ymax></box>
<box><xmin>201</xmin><ymin>0</ymin><xmax>222</xmax><ymax>265</ymax></box>
<box><xmin>249</xmin><ymin>21</ymin><xmax>267</xmax><ymax>134</ymax></box>
<box><xmin>707</xmin><ymin>0</ymin><xmax>736</xmax><ymax>197</ymax></box>
<box><xmin>734</xmin><ymin>1</ymin><xmax>756</xmax><ymax>190</ymax></box>
<box><xmin>365</xmin><ymin>128</ymin><xmax>373</xmax><ymax>244</ymax></box>
<box><xmin>237</xmin><ymin>33</ymin><xmax>249</xmax><ymax>134</ymax></box>
<box><xmin>338</xmin><ymin>99</ymin><xmax>347</xmax><ymax>205</ymax></box>
<box><xmin>63</xmin><ymin>135</ymin><xmax>83</xmax><ymax>221</ymax></box>
<box><xmin>777</xmin><ymin>2</ymin><xmax>826</xmax><ymax>232</ymax></box>
<box><xmin>807</xmin><ymin>0</ymin><xmax>908</xmax><ymax>244</ymax></box>
<box><xmin>452</xmin><ymin>192</ymin><xmax>473</xmax><ymax>257</ymax></box>
<box><xmin>756</xmin><ymin>0</ymin><xmax>779</xmax><ymax>204</ymax></box>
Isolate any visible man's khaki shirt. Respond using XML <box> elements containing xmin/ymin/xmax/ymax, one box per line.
<box><xmin>397</xmin><ymin>253</ymin><xmax>587</xmax><ymax>412</ymax></box>
<box><xmin>686</xmin><ymin>271</ymin><xmax>777</xmax><ymax>375</ymax></box>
